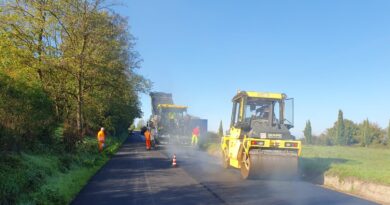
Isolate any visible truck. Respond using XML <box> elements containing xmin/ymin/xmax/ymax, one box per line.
<box><xmin>149</xmin><ymin>92</ymin><xmax>207</xmax><ymax>145</ymax></box>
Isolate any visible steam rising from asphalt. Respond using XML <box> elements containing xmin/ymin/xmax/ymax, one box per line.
<box><xmin>163</xmin><ymin>141</ymin><xmax>221</xmax><ymax>172</ymax></box>
<box><xmin>159</xmin><ymin>140</ymin><xmax>316</xmax><ymax>205</ymax></box>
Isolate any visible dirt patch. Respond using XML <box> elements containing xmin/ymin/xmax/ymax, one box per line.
<box><xmin>324</xmin><ymin>175</ymin><xmax>390</xmax><ymax>204</ymax></box>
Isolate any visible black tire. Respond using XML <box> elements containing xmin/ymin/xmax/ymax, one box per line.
<box><xmin>240</xmin><ymin>152</ymin><xmax>252</xmax><ymax>179</ymax></box>
<box><xmin>222</xmin><ymin>149</ymin><xmax>230</xmax><ymax>169</ymax></box>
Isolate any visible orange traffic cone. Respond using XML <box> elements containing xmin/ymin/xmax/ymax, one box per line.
<box><xmin>172</xmin><ymin>154</ymin><xmax>177</xmax><ymax>167</ymax></box>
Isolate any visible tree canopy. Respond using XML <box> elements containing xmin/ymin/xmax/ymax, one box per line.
<box><xmin>336</xmin><ymin>110</ymin><xmax>345</xmax><ymax>145</ymax></box>
<box><xmin>310</xmin><ymin>111</ymin><xmax>387</xmax><ymax>147</ymax></box>
<box><xmin>0</xmin><ymin>0</ymin><xmax>150</xmax><ymax>152</ymax></box>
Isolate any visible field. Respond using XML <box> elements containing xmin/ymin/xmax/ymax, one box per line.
<box><xmin>300</xmin><ymin>145</ymin><xmax>390</xmax><ymax>185</ymax></box>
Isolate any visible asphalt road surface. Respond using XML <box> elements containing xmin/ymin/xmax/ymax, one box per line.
<box><xmin>71</xmin><ymin>133</ymin><xmax>377</xmax><ymax>205</ymax></box>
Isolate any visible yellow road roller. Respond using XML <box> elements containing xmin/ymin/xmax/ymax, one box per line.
<box><xmin>220</xmin><ymin>91</ymin><xmax>302</xmax><ymax>179</ymax></box>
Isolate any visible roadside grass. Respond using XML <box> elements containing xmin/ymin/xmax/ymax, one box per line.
<box><xmin>199</xmin><ymin>134</ymin><xmax>220</xmax><ymax>155</ymax></box>
<box><xmin>0</xmin><ymin>134</ymin><xmax>127</xmax><ymax>205</ymax></box>
<box><xmin>203</xmin><ymin>143</ymin><xmax>220</xmax><ymax>155</ymax></box>
<box><xmin>300</xmin><ymin>145</ymin><xmax>390</xmax><ymax>185</ymax></box>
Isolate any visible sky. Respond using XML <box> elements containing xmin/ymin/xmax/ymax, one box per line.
<box><xmin>114</xmin><ymin>0</ymin><xmax>390</xmax><ymax>136</ymax></box>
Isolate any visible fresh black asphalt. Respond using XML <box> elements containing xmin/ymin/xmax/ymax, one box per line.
<box><xmin>71</xmin><ymin>133</ymin><xmax>377</xmax><ymax>205</ymax></box>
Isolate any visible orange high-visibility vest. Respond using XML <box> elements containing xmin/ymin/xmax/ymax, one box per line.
<box><xmin>144</xmin><ymin>130</ymin><xmax>151</xmax><ymax>141</ymax></box>
<box><xmin>97</xmin><ymin>130</ymin><xmax>105</xmax><ymax>142</ymax></box>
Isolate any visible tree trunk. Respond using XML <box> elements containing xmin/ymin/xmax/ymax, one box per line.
<box><xmin>37</xmin><ymin>2</ymin><xmax>46</xmax><ymax>81</ymax></box>
<box><xmin>77</xmin><ymin>70</ymin><xmax>84</xmax><ymax>138</ymax></box>
<box><xmin>76</xmin><ymin>29</ymin><xmax>88</xmax><ymax>138</ymax></box>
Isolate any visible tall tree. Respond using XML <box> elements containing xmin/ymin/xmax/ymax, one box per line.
<box><xmin>0</xmin><ymin>0</ymin><xmax>149</xmax><ymax>150</ymax></box>
<box><xmin>361</xmin><ymin>119</ymin><xmax>370</xmax><ymax>147</ymax></box>
<box><xmin>387</xmin><ymin>120</ymin><xmax>390</xmax><ymax>145</ymax></box>
<box><xmin>336</xmin><ymin>110</ymin><xmax>345</xmax><ymax>145</ymax></box>
<box><xmin>41</xmin><ymin>0</ymin><xmax>148</xmax><ymax>137</ymax></box>
<box><xmin>344</xmin><ymin>119</ymin><xmax>357</xmax><ymax>145</ymax></box>
<box><xmin>218</xmin><ymin>120</ymin><xmax>224</xmax><ymax>137</ymax></box>
<box><xmin>0</xmin><ymin>0</ymin><xmax>55</xmax><ymax>83</ymax></box>
<box><xmin>304</xmin><ymin>120</ymin><xmax>312</xmax><ymax>144</ymax></box>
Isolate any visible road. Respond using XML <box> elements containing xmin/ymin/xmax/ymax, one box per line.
<box><xmin>71</xmin><ymin>133</ymin><xmax>377</xmax><ymax>205</ymax></box>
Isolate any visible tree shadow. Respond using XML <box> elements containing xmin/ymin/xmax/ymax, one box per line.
<box><xmin>299</xmin><ymin>157</ymin><xmax>350</xmax><ymax>185</ymax></box>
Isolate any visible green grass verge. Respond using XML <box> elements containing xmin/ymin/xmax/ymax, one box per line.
<box><xmin>0</xmin><ymin>134</ymin><xmax>127</xmax><ymax>205</ymax></box>
<box><xmin>300</xmin><ymin>145</ymin><xmax>390</xmax><ymax>185</ymax></box>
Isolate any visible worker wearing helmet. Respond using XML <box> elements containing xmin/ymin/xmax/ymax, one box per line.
<box><xmin>144</xmin><ymin>128</ymin><xmax>152</xmax><ymax>150</ymax></box>
<box><xmin>97</xmin><ymin>127</ymin><xmax>106</xmax><ymax>153</ymax></box>
<box><xmin>191</xmin><ymin>126</ymin><xmax>200</xmax><ymax>146</ymax></box>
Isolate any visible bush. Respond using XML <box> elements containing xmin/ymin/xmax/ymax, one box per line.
<box><xmin>0</xmin><ymin>73</ymin><xmax>56</xmax><ymax>152</ymax></box>
<box><xmin>0</xmin><ymin>153</ymin><xmax>57</xmax><ymax>204</ymax></box>
<box><xmin>33</xmin><ymin>185</ymin><xmax>67</xmax><ymax>205</ymax></box>
<box><xmin>0</xmin><ymin>133</ymin><xmax>127</xmax><ymax>205</ymax></box>
<box><xmin>63</xmin><ymin>121</ymin><xmax>81</xmax><ymax>152</ymax></box>
<box><xmin>0</xmin><ymin>155</ymin><xmax>25</xmax><ymax>204</ymax></box>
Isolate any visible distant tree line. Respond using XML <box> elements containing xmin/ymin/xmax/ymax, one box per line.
<box><xmin>304</xmin><ymin>110</ymin><xmax>389</xmax><ymax>147</ymax></box>
<box><xmin>0</xmin><ymin>0</ymin><xmax>150</xmax><ymax>152</ymax></box>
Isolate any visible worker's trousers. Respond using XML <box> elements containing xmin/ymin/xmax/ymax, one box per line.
<box><xmin>146</xmin><ymin>139</ymin><xmax>151</xmax><ymax>150</ymax></box>
<box><xmin>191</xmin><ymin>135</ymin><xmax>198</xmax><ymax>145</ymax></box>
<box><xmin>98</xmin><ymin>141</ymin><xmax>105</xmax><ymax>152</ymax></box>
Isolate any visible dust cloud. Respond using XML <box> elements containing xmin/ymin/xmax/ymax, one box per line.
<box><xmin>159</xmin><ymin>140</ymin><xmax>319</xmax><ymax>204</ymax></box>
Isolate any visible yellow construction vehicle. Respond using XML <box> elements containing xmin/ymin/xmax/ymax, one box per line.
<box><xmin>149</xmin><ymin>92</ymin><xmax>208</xmax><ymax>145</ymax></box>
<box><xmin>221</xmin><ymin>91</ymin><xmax>302</xmax><ymax>179</ymax></box>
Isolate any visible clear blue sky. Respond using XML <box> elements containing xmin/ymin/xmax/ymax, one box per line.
<box><xmin>114</xmin><ymin>1</ymin><xmax>390</xmax><ymax>136</ymax></box>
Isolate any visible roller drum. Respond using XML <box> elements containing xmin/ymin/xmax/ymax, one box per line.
<box><xmin>241</xmin><ymin>150</ymin><xmax>298</xmax><ymax>179</ymax></box>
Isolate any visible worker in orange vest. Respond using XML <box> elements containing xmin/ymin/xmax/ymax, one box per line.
<box><xmin>192</xmin><ymin>126</ymin><xmax>200</xmax><ymax>146</ymax></box>
<box><xmin>97</xmin><ymin>127</ymin><xmax>106</xmax><ymax>153</ymax></box>
<box><xmin>144</xmin><ymin>128</ymin><xmax>151</xmax><ymax>150</ymax></box>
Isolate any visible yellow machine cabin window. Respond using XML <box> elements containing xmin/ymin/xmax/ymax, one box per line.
<box><xmin>230</xmin><ymin>100</ymin><xmax>243</xmax><ymax>127</ymax></box>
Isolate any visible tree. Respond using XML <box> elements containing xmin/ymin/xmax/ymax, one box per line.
<box><xmin>304</xmin><ymin>120</ymin><xmax>312</xmax><ymax>144</ymax></box>
<box><xmin>0</xmin><ymin>0</ymin><xmax>149</xmax><ymax>151</ymax></box>
<box><xmin>387</xmin><ymin>120</ymin><xmax>390</xmax><ymax>145</ymax></box>
<box><xmin>361</xmin><ymin>119</ymin><xmax>370</xmax><ymax>147</ymax></box>
<box><xmin>323</xmin><ymin>125</ymin><xmax>336</xmax><ymax>146</ymax></box>
<box><xmin>129</xmin><ymin>124</ymin><xmax>136</xmax><ymax>131</ymax></box>
<box><xmin>57</xmin><ymin>1</ymin><xmax>149</xmax><ymax>137</ymax></box>
<box><xmin>136</xmin><ymin>119</ymin><xmax>145</xmax><ymax>131</ymax></box>
<box><xmin>358</xmin><ymin>119</ymin><xmax>385</xmax><ymax>147</ymax></box>
<box><xmin>318</xmin><ymin>132</ymin><xmax>333</xmax><ymax>146</ymax></box>
<box><xmin>336</xmin><ymin>110</ymin><xmax>345</xmax><ymax>145</ymax></box>
<box><xmin>218</xmin><ymin>120</ymin><xmax>224</xmax><ymax>137</ymax></box>
<box><xmin>0</xmin><ymin>0</ymin><xmax>57</xmax><ymax>83</ymax></box>
<box><xmin>344</xmin><ymin>119</ymin><xmax>357</xmax><ymax>145</ymax></box>
<box><xmin>0</xmin><ymin>73</ymin><xmax>56</xmax><ymax>151</ymax></box>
